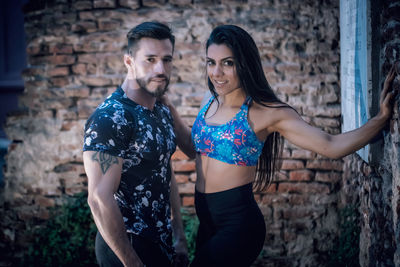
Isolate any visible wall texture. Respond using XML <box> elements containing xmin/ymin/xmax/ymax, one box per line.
<box><xmin>0</xmin><ymin>0</ymin><xmax>348</xmax><ymax>266</ymax></box>
<box><xmin>340</xmin><ymin>1</ymin><xmax>400</xmax><ymax>266</ymax></box>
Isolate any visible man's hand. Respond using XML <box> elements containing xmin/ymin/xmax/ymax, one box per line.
<box><xmin>173</xmin><ymin>238</ymin><xmax>189</xmax><ymax>267</ymax></box>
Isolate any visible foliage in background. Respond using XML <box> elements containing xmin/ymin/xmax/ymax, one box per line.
<box><xmin>181</xmin><ymin>208</ymin><xmax>199</xmax><ymax>262</ymax></box>
<box><xmin>328</xmin><ymin>205</ymin><xmax>361</xmax><ymax>267</ymax></box>
<box><xmin>22</xmin><ymin>192</ymin><xmax>200</xmax><ymax>266</ymax></box>
<box><xmin>23</xmin><ymin>192</ymin><xmax>97</xmax><ymax>267</ymax></box>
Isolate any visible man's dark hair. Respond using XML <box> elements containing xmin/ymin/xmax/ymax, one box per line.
<box><xmin>127</xmin><ymin>21</ymin><xmax>175</xmax><ymax>56</ymax></box>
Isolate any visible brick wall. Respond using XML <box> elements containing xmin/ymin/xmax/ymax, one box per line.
<box><xmin>0</xmin><ymin>0</ymin><xmax>342</xmax><ymax>265</ymax></box>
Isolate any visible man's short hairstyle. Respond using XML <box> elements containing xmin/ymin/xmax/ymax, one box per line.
<box><xmin>126</xmin><ymin>21</ymin><xmax>175</xmax><ymax>56</ymax></box>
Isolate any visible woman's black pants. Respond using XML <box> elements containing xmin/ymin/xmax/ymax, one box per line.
<box><xmin>191</xmin><ymin>183</ymin><xmax>266</xmax><ymax>267</ymax></box>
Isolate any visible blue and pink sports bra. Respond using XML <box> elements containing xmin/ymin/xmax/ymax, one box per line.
<box><xmin>191</xmin><ymin>95</ymin><xmax>264</xmax><ymax>166</ymax></box>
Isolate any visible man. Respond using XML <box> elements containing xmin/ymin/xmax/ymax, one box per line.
<box><xmin>83</xmin><ymin>21</ymin><xmax>188</xmax><ymax>267</ymax></box>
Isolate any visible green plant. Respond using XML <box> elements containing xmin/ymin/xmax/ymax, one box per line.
<box><xmin>23</xmin><ymin>192</ymin><xmax>97</xmax><ymax>267</ymax></box>
<box><xmin>181</xmin><ymin>208</ymin><xmax>199</xmax><ymax>261</ymax></box>
<box><xmin>328</xmin><ymin>205</ymin><xmax>361</xmax><ymax>267</ymax></box>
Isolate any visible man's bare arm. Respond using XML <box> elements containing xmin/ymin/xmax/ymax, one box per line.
<box><xmin>84</xmin><ymin>151</ymin><xmax>143</xmax><ymax>267</ymax></box>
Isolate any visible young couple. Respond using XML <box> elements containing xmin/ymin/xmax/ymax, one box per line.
<box><xmin>83</xmin><ymin>21</ymin><xmax>397</xmax><ymax>267</ymax></box>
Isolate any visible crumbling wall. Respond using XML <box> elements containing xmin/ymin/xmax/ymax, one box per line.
<box><xmin>0</xmin><ymin>0</ymin><xmax>342</xmax><ymax>266</ymax></box>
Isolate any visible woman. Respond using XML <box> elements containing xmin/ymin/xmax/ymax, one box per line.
<box><xmin>165</xmin><ymin>25</ymin><xmax>397</xmax><ymax>267</ymax></box>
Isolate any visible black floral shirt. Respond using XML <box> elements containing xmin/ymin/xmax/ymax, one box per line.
<box><xmin>83</xmin><ymin>87</ymin><xmax>176</xmax><ymax>256</ymax></box>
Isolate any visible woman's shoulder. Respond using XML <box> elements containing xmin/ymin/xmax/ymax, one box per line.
<box><xmin>251</xmin><ymin>100</ymin><xmax>299</xmax><ymax>123</ymax></box>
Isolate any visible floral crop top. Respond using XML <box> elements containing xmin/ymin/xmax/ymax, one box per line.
<box><xmin>191</xmin><ymin>95</ymin><xmax>264</xmax><ymax>166</ymax></box>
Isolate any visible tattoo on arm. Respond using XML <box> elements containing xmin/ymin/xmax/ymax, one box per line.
<box><xmin>91</xmin><ymin>151</ymin><xmax>119</xmax><ymax>174</ymax></box>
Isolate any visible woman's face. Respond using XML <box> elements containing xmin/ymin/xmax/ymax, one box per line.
<box><xmin>206</xmin><ymin>44</ymin><xmax>241</xmax><ymax>96</ymax></box>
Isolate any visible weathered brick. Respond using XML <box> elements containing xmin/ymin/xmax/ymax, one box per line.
<box><xmin>142</xmin><ymin>0</ymin><xmax>166</xmax><ymax>7</ymax></box>
<box><xmin>49</xmin><ymin>54</ymin><xmax>76</xmax><ymax>65</ymax></box>
<box><xmin>71</xmin><ymin>21</ymin><xmax>97</xmax><ymax>33</ymax></box>
<box><xmin>72</xmin><ymin>63</ymin><xmax>88</xmax><ymax>75</ymax></box>
<box><xmin>171</xmin><ymin>150</ymin><xmax>190</xmax><ymax>161</ymax></box>
<box><xmin>98</xmin><ymin>19</ymin><xmax>121</xmax><ymax>31</ymax></box>
<box><xmin>118</xmin><ymin>0</ymin><xmax>141</xmax><ymax>9</ymax></box>
<box><xmin>169</xmin><ymin>0</ymin><xmax>192</xmax><ymax>6</ymax></box>
<box><xmin>289</xmin><ymin>170</ymin><xmax>315</xmax><ymax>181</ymax></box>
<box><xmin>48</xmin><ymin>67</ymin><xmax>69</xmax><ymax>77</ymax></box>
<box><xmin>172</xmin><ymin>160</ymin><xmax>196</xmax><ymax>172</ymax></box>
<box><xmin>34</xmin><ymin>195</ymin><xmax>55</xmax><ymax>207</ymax></box>
<box><xmin>315</xmin><ymin>171</ymin><xmax>341</xmax><ymax>183</ymax></box>
<box><xmin>175</xmin><ymin>174</ymin><xmax>189</xmax><ymax>183</ymax></box>
<box><xmin>94</xmin><ymin>0</ymin><xmax>116</xmax><ymax>8</ymax></box>
<box><xmin>281</xmin><ymin>159</ymin><xmax>305</xmax><ymax>170</ymax></box>
<box><xmin>74</xmin><ymin>1</ymin><xmax>92</xmax><ymax>10</ymax></box>
<box><xmin>182</xmin><ymin>196</ymin><xmax>194</xmax><ymax>206</ymax></box>
<box><xmin>305</xmin><ymin>159</ymin><xmax>343</xmax><ymax>171</ymax></box>
<box><xmin>79</xmin><ymin>76</ymin><xmax>113</xmax><ymax>87</ymax></box>
<box><xmin>277</xmin><ymin>182</ymin><xmax>330</xmax><ymax>194</ymax></box>
<box><xmin>50</xmin><ymin>77</ymin><xmax>70</xmax><ymax>88</ymax></box>
<box><xmin>49</xmin><ymin>43</ymin><xmax>73</xmax><ymax>54</ymax></box>
<box><xmin>178</xmin><ymin>182</ymin><xmax>195</xmax><ymax>194</ymax></box>
<box><xmin>291</xmin><ymin>149</ymin><xmax>316</xmax><ymax>159</ymax></box>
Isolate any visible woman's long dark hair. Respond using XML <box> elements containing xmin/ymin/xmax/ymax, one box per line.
<box><xmin>206</xmin><ymin>24</ymin><xmax>287</xmax><ymax>192</ymax></box>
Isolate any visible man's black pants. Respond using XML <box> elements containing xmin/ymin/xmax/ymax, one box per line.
<box><xmin>95</xmin><ymin>231</ymin><xmax>172</xmax><ymax>267</ymax></box>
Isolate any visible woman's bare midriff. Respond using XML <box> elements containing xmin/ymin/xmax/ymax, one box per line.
<box><xmin>195</xmin><ymin>155</ymin><xmax>256</xmax><ymax>193</ymax></box>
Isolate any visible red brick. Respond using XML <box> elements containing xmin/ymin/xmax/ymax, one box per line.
<box><xmin>98</xmin><ymin>20</ymin><xmax>121</xmax><ymax>31</ymax></box>
<box><xmin>260</xmin><ymin>194</ymin><xmax>289</xmax><ymax>205</ymax></box>
<box><xmin>34</xmin><ymin>196</ymin><xmax>55</xmax><ymax>208</ymax></box>
<box><xmin>80</xmin><ymin>76</ymin><xmax>112</xmax><ymax>87</ymax></box>
<box><xmin>291</xmin><ymin>149</ymin><xmax>316</xmax><ymax>159</ymax></box>
<box><xmin>315</xmin><ymin>171</ymin><xmax>341</xmax><ymax>183</ymax></box>
<box><xmin>189</xmin><ymin>172</ymin><xmax>197</xmax><ymax>182</ymax></box>
<box><xmin>36</xmin><ymin>207</ymin><xmax>50</xmax><ymax>220</ymax></box>
<box><xmin>142</xmin><ymin>0</ymin><xmax>165</xmax><ymax>7</ymax></box>
<box><xmin>65</xmin><ymin>86</ymin><xmax>90</xmax><ymax>98</ymax></box>
<box><xmin>182</xmin><ymin>196</ymin><xmax>194</xmax><ymax>206</ymax></box>
<box><xmin>71</xmin><ymin>21</ymin><xmax>97</xmax><ymax>33</ymax></box>
<box><xmin>275</xmin><ymin>82</ymin><xmax>300</xmax><ymax>94</ymax></box>
<box><xmin>283</xmin><ymin>230</ymin><xmax>297</xmax><ymax>242</ymax></box>
<box><xmin>26</xmin><ymin>44</ymin><xmax>40</xmax><ymax>55</ymax></box>
<box><xmin>288</xmin><ymin>194</ymin><xmax>310</xmax><ymax>205</ymax></box>
<box><xmin>61</xmin><ymin>121</ymin><xmax>81</xmax><ymax>131</ymax></box>
<box><xmin>75</xmin><ymin>1</ymin><xmax>92</xmax><ymax>10</ymax></box>
<box><xmin>175</xmin><ymin>174</ymin><xmax>189</xmax><ymax>184</ymax></box>
<box><xmin>94</xmin><ymin>0</ymin><xmax>116</xmax><ymax>8</ymax></box>
<box><xmin>266</xmin><ymin>183</ymin><xmax>277</xmax><ymax>193</ymax></box>
<box><xmin>289</xmin><ymin>170</ymin><xmax>315</xmax><ymax>181</ymax></box>
<box><xmin>50</xmin><ymin>77</ymin><xmax>70</xmax><ymax>88</ymax></box>
<box><xmin>277</xmin><ymin>182</ymin><xmax>330</xmax><ymax>194</ymax></box>
<box><xmin>172</xmin><ymin>160</ymin><xmax>196</xmax><ymax>172</ymax></box>
<box><xmin>78</xmin><ymin>98</ymin><xmax>102</xmax><ymax>118</ymax></box>
<box><xmin>49</xmin><ymin>44</ymin><xmax>73</xmax><ymax>54</ymax></box>
<box><xmin>178</xmin><ymin>182</ymin><xmax>195</xmax><ymax>194</ymax></box>
<box><xmin>49</xmin><ymin>54</ymin><xmax>76</xmax><ymax>65</ymax></box>
<box><xmin>274</xmin><ymin>171</ymin><xmax>289</xmax><ymax>181</ymax></box>
<box><xmin>119</xmin><ymin>0</ymin><xmax>141</xmax><ymax>9</ymax></box>
<box><xmin>72</xmin><ymin>63</ymin><xmax>87</xmax><ymax>75</ymax></box>
<box><xmin>281</xmin><ymin>159</ymin><xmax>305</xmax><ymax>170</ymax></box>
<box><xmin>282</xmin><ymin>208</ymin><xmax>312</xmax><ymax>219</ymax></box>
<box><xmin>305</xmin><ymin>159</ymin><xmax>343</xmax><ymax>171</ymax></box>
<box><xmin>48</xmin><ymin>67</ymin><xmax>69</xmax><ymax>77</ymax></box>
<box><xmin>253</xmin><ymin>194</ymin><xmax>262</xmax><ymax>202</ymax></box>
<box><xmin>171</xmin><ymin>150</ymin><xmax>189</xmax><ymax>161</ymax></box>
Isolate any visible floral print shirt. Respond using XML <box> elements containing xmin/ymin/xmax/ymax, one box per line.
<box><xmin>83</xmin><ymin>87</ymin><xmax>176</xmax><ymax>256</ymax></box>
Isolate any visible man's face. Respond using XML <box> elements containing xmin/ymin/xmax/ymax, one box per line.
<box><xmin>130</xmin><ymin>38</ymin><xmax>173</xmax><ymax>97</ymax></box>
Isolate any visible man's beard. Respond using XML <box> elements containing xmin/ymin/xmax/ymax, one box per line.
<box><xmin>136</xmin><ymin>76</ymin><xmax>169</xmax><ymax>98</ymax></box>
